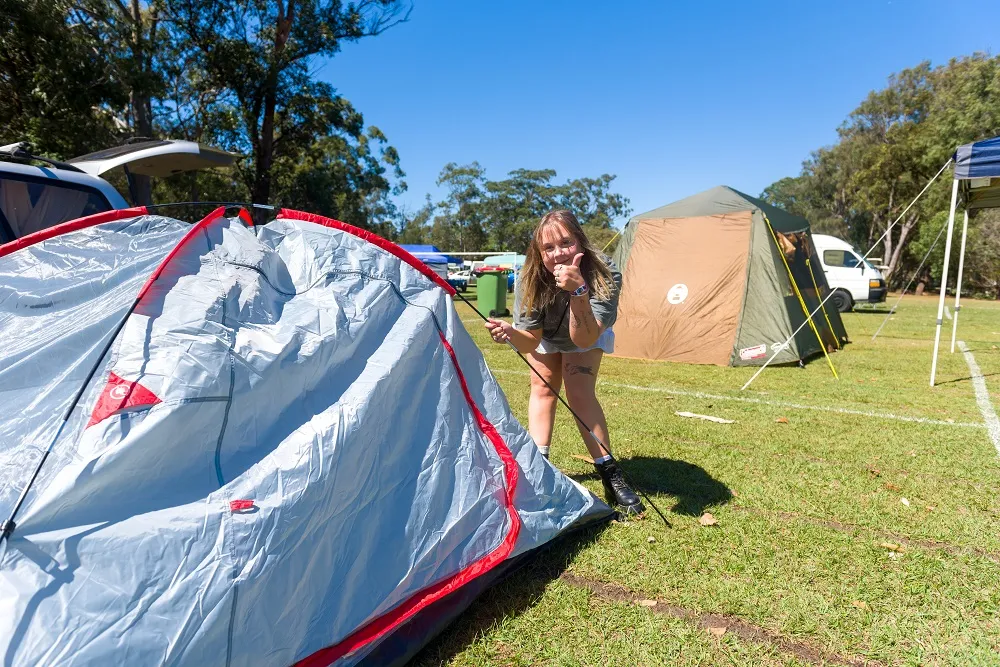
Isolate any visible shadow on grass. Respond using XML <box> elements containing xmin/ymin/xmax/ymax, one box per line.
<box><xmin>934</xmin><ymin>371</ymin><xmax>1000</xmax><ymax>385</ymax></box>
<box><xmin>406</xmin><ymin>521</ymin><xmax>607</xmax><ymax>666</ymax></box>
<box><xmin>849</xmin><ymin>308</ymin><xmax>893</xmax><ymax>315</ymax></box>
<box><xmin>569</xmin><ymin>457</ymin><xmax>733</xmax><ymax>517</ymax></box>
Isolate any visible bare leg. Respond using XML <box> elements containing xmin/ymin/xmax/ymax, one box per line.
<box><xmin>562</xmin><ymin>349</ymin><xmax>610</xmax><ymax>460</ymax></box>
<box><xmin>563</xmin><ymin>349</ymin><xmax>643</xmax><ymax>514</ymax></box>
<box><xmin>527</xmin><ymin>351</ymin><xmax>562</xmax><ymax>453</ymax></box>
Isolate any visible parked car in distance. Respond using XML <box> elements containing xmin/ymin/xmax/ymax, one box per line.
<box><xmin>812</xmin><ymin>234</ymin><xmax>887</xmax><ymax>312</ymax></box>
<box><xmin>447</xmin><ymin>269</ymin><xmax>470</xmax><ymax>292</ymax></box>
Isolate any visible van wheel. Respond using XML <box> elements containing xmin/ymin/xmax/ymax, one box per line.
<box><xmin>831</xmin><ymin>290</ymin><xmax>853</xmax><ymax>313</ymax></box>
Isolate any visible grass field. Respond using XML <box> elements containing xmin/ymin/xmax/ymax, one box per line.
<box><xmin>410</xmin><ymin>289</ymin><xmax>1000</xmax><ymax>667</ymax></box>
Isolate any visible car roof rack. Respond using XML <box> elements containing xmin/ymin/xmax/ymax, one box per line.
<box><xmin>0</xmin><ymin>142</ymin><xmax>86</xmax><ymax>173</ymax></box>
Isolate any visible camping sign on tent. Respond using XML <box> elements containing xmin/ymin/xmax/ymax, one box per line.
<box><xmin>0</xmin><ymin>208</ymin><xmax>611</xmax><ymax>666</ymax></box>
<box><xmin>610</xmin><ymin>186</ymin><xmax>848</xmax><ymax>366</ymax></box>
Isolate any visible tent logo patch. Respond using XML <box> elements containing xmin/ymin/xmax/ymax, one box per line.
<box><xmin>87</xmin><ymin>372</ymin><xmax>162</xmax><ymax>427</ymax></box>
<box><xmin>109</xmin><ymin>384</ymin><xmax>130</xmax><ymax>401</ymax></box>
<box><xmin>739</xmin><ymin>344</ymin><xmax>768</xmax><ymax>360</ymax></box>
<box><xmin>666</xmin><ymin>283</ymin><xmax>688</xmax><ymax>305</ymax></box>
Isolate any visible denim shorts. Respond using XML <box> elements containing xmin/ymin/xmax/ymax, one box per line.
<box><xmin>535</xmin><ymin>327</ymin><xmax>615</xmax><ymax>355</ymax></box>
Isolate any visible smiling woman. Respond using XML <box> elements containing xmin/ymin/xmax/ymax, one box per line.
<box><xmin>483</xmin><ymin>209</ymin><xmax>644</xmax><ymax>516</ymax></box>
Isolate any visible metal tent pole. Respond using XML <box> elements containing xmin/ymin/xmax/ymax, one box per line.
<box><xmin>949</xmin><ymin>209</ymin><xmax>970</xmax><ymax>354</ymax></box>
<box><xmin>930</xmin><ymin>179</ymin><xmax>960</xmax><ymax>386</ymax></box>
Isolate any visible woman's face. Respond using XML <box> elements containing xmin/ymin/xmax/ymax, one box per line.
<box><xmin>537</xmin><ymin>222</ymin><xmax>580</xmax><ymax>274</ymax></box>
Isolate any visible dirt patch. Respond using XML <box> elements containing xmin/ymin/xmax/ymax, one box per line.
<box><xmin>560</xmin><ymin>572</ymin><xmax>885</xmax><ymax>667</ymax></box>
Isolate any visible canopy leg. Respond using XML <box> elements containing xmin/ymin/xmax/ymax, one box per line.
<box><xmin>931</xmin><ymin>179</ymin><xmax>960</xmax><ymax>386</ymax></box>
<box><xmin>949</xmin><ymin>209</ymin><xmax>969</xmax><ymax>354</ymax></box>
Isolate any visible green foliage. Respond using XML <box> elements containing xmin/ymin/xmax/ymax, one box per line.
<box><xmin>0</xmin><ymin>0</ymin><xmax>127</xmax><ymax>157</ymax></box>
<box><xmin>402</xmin><ymin>163</ymin><xmax>631</xmax><ymax>252</ymax></box>
<box><xmin>907</xmin><ymin>209</ymin><xmax>1000</xmax><ymax>298</ymax></box>
<box><xmin>163</xmin><ymin>0</ymin><xmax>409</xmax><ymax>217</ymax></box>
<box><xmin>762</xmin><ymin>54</ymin><xmax>1000</xmax><ymax>289</ymax></box>
<box><xmin>1</xmin><ymin>0</ymin><xmax>407</xmax><ymax>227</ymax></box>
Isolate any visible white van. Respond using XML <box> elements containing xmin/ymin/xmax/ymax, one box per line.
<box><xmin>812</xmin><ymin>234</ymin><xmax>887</xmax><ymax>312</ymax></box>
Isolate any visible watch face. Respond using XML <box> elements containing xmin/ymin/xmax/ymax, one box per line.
<box><xmin>667</xmin><ymin>283</ymin><xmax>688</xmax><ymax>304</ymax></box>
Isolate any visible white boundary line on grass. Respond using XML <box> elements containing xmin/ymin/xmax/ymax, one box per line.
<box><xmin>957</xmin><ymin>341</ymin><xmax>1000</xmax><ymax>455</ymax></box>
<box><xmin>489</xmin><ymin>368</ymin><xmax>985</xmax><ymax>429</ymax></box>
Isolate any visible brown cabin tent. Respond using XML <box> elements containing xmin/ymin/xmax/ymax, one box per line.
<box><xmin>609</xmin><ymin>186</ymin><xmax>848</xmax><ymax>366</ymax></box>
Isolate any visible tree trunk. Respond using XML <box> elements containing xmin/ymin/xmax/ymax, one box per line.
<box><xmin>129</xmin><ymin>0</ymin><xmax>153</xmax><ymax>205</ymax></box>
<box><xmin>130</xmin><ymin>89</ymin><xmax>153</xmax><ymax>205</ymax></box>
<box><xmin>250</xmin><ymin>1</ymin><xmax>295</xmax><ymax>215</ymax></box>
<box><xmin>252</xmin><ymin>91</ymin><xmax>275</xmax><ymax>207</ymax></box>
<box><xmin>884</xmin><ymin>213</ymin><xmax>918</xmax><ymax>282</ymax></box>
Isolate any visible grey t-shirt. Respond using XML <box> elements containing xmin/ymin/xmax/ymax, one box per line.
<box><xmin>513</xmin><ymin>256</ymin><xmax>622</xmax><ymax>352</ymax></box>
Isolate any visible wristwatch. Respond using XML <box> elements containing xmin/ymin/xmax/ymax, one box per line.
<box><xmin>570</xmin><ymin>283</ymin><xmax>589</xmax><ymax>297</ymax></box>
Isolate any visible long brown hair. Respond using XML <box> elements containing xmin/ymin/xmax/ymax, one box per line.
<box><xmin>518</xmin><ymin>210</ymin><xmax>616</xmax><ymax>317</ymax></box>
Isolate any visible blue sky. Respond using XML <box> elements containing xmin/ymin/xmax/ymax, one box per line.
<box><xmin>318</xmin><ymin>1</ymin><xmax>999</xmax><ymax>229</ymax></box>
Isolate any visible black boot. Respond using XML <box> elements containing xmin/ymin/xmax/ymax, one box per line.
<box><xmin>594</xmin><ymin>458</ymin><xmax>645</xmax><ymax>516</ymax></box>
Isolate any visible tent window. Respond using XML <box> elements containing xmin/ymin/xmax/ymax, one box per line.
<box><xmin>0</xmin><ymin>174</ymin><xmax>113</xmax><ymax>239</ymax></box>
<box><xmin>823</xmin><ymin>249</ymin><xmax>861</xmax><ymax>268</ymax></box>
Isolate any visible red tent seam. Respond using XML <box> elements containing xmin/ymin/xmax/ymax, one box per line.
<box><xmin>293</xmin><ymin>332</ymin><xmax>520</xmax><ymax>667</ymax></box>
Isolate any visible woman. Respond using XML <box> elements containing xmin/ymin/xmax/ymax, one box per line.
<box><xmin>484</xmin><ymin>210</ymin><xmax>644</xmax><ymax>515</ymax></box>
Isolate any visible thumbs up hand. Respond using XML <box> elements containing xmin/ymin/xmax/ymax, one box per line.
<box><xmin>553</xmin><ymin>253</ymin><xmax>586</xmax><ymax>293</ymax></box>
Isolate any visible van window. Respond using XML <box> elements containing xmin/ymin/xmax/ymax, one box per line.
<box><xmin>0</xmin><ymin>174</ymin><xmax>113</xmax><ymax>242</ymax></box>
<box><xmin>823</xmin><ymin>249</ymin><xmax>861</xmax><ymax>268</ymax></box>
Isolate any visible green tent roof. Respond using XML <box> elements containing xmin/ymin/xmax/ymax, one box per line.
<box><xmin>631</xmin><ymin>185</ymin><xmax>810</xmax><ymax>233</ymax></box>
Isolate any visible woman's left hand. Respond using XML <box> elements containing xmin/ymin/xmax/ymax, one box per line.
<box><xmin>553</xmin><ymin>253</ymin><xmax>585</xmax><ymax>292</ymax></box>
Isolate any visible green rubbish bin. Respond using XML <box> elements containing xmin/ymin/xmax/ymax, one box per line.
<box><xmin>476</xmin><ymin>270</ymin><xmax>509</xmax><ymax>317</ymax></box>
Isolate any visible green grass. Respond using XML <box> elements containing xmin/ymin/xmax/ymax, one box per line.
<box><xmin>411</xmin><ymin>293</ymin><xmax>1000</xmax><ymax>667</ymax></box>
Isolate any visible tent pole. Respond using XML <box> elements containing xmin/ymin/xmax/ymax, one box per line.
<box><xmin>763</xmin><ymin>215</ymin><xmax>838</xmax><ymax>379</ymax></box>
<box><xmin>930</xmin><ymin>179</ymin><xmax>960</xmax><ymax>386</ymax></box>
<box><xmin>949</xmin><ymin>208</ymin><xmax>970</xmax><ymax>354</ymax></box>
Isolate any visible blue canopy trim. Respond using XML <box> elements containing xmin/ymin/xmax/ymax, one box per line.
<box><xmin>954</xmin><ymin>136</ymin><xmax>1000</xmax><ymax>179</ymax></box>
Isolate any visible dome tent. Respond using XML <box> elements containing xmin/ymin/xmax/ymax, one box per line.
<box><xmin>0</xmin><ymin>207</ymin><xmax>611</xmax><ymax>666</ymax></box>
<box><xmin>610</xmin><ymin>186</ymin><xmax>848</xmax><ymax>366</ymax></box>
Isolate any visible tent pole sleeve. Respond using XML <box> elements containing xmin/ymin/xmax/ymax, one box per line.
<box><xmin>931</xmin><ymin>179</ymin><xmax>960</xmax><ymax>386</ymax></box>
<box><xmin>806</xmin><ymin>257</ymin><xmax>841</xmax><ymax>350</ymax></box>
<box><xmin>949</xmin><ymin>208</ymin><xmax>970</xmax><ymax>354</ymax></box>
<box><xmin>764</xmin><ymin>215</ymin><xmax>838</xmax><ymax>379</ymax></box>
